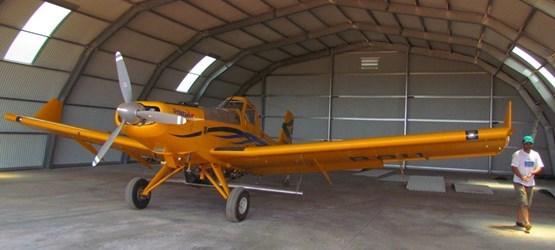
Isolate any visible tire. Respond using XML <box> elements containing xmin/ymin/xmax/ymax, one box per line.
<box><xmin>226</xmin><ymin>187</ymin><xmax>250</xmax><ymax>222</ymax></box>
<box><xmin>125</xmin><ymin>177</ymin><xmax>151</xmax><ymax>209</ymax></box>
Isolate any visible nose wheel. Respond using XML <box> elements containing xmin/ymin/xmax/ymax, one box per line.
<box><xmin>125</xmin><ymin>177</ymin><xmax>151</xmax><ymax>209</ymax></box>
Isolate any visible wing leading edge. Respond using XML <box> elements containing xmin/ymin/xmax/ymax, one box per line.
<box><xmin>211</xmin><ymin>102</ymin><xmax>513</xmax><ymax>175</ymax></box>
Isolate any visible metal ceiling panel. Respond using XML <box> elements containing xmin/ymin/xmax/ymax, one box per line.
<box><xmin>188</xmin><ymin>0</ymin><xmax>249</xmax><ymax>22</ymax></box>
<box><xmin>418</xmin><ymin>0</ymin><xmax>447</xmax><ymax>9</ymax></box>
<box><xmin>299</xmin><ymin>39</ymin><xmax>328</xmax><ymax>52</ymax></box>
<box><xmin>101</xmin><ymin>28</ymin><xmax>176</xmax><ymax>63</ymax></box>
<box><xmin>236</xmin><ymin>55</ymin><xmax>272</xmax><ymax>71</ymax></box>
<box><xmin>0</xmin><ymin>0</ymin><xmax>40</xmax><ymax>28</ymax></box>
<box><xmin>482</xmin><ymin>28</ymin><xmax>512</xmax><ymax>51</ymax></box>
<box><xmin>154</xmin><ymin>1</ymin><xmax>224</xmax><ymax>31</ymax></box>
<box><xmin>265</xmin><ymin>17</ymin><xmax>306</xmax><ymax>37</ymax></box>
<box><xmin>53</xmin><ymin>12</ymin><xmax>110</xmax><ymax>45</ymax></box>
<box><xmin>68</xmin><ymin>0</ymin><xmax>132</xmax><ymax>22</ymax></box>
<box><xmin>155</xmin><ymin>68</ymin><xmax>186</xmax><ymax>90</ymax></box>
<box><xmin>449</xmin><ymin>0</ymin><xmax>488</xmax><ymax>13</ymax></box>
<box><xmin>288</xmin><ymin>10</ymin><xmax>326</xmax><ymax>31</ymax></box>
<box><xmin>204</xmin><ymin>79</ymin><xmax>240</xmax><ymax>99</ymax></box>
<box><xmin>407</xmin><ymin>37</ymin><xmax>429</xmax><ymax>48</ymax></box>
<box><xmin>226</xmin><ymin>0</ymin><xmax>272</xmax><ymax>16</ymax></box>
<box><xmin>361</xmin><ymin>31</ymin><xmax>389</xmax><ymax>43</ymax></box>
<box><xmin>422</xmin><ymin>18</ymin><xmax>449</xmax><ymax>34</ymax></box>
<box><xmin>170</xmin><ymin>51</ymin><xmax>204</xmax><ymax>70</ymax></box>
<box><xmin>390</xmin><ymin>0</ymin><xmax>414</xmax><ymax>4</ymax></box>
<box><xmin>0</xmin><ymin>99</ymin><xmax>44</xmax><ymax>133</ymax></box>
<box><xmin>451</xmin><ymin>22</ymin><xmax>482</xmax><ymax>39</ymax></box>
<box><xmin>478</xmin><ymin>50</ymin><xmax>502</xmax><ymax>66</ymax></box>
<box><xmin>218</xmin><ymin>66</ymin><xmax>256</xmax><ymax>84</ymax></box>
<box><xmin>216</xmin><ymin>30</ymin><xmax>264</xmax><ymax>49</ymax></box>
<box><xmin>147</xmin><ymin>88</ymin><xmax>192</xmax><ymax>103</ymax></box>
<box><xmin>281</xmin><ymin>44</ymin><xmax>310</xmax><ymax>56</ymax></box>
<box><xmin>0</xmin><ymin>26</ymin><xmax>17</xmax><ymax>58</ymax></box>
<box><xmin>34</xmin><ymin>39</ymin><xmax>84</xmax><ymax>72</ymax></box>
<box><xmin>340</xmin><ymin>6</ymin><xmax>376</xmax><ymax>23</ymax></box>
<box><xmin>337</xmin><ymin>30</ymin><xmax>366</xmax><ymax>43</ymax></box>
<box><xmin>127</xmin><ymin>12</ymin><xmax>196</xmax><ymax>45</ymax></box>
<box><xmin>388</xmin><ymin>35</ymin><xmax>409</xmax><ymax>45</ymax></box>
<box><xmin>524</xmin><ymin>11</ymin><xmax>555</xmax><ymax>51</ymax></box>
<box><xmin>490</xmin><ymin>0</ymin><xmax>533</xmax><ymax>30</ymax></box>
<box><xmin>318</xmin><ymin>34</ymin><xmax>346</xmax><ymax>48</ymax></box>
<box><xmin>192</xmin><ymin>37</ymin><xmax>241</xmax><ymax>60</ymax></box>
<box><xmin>84</xmin><ymin>51</ymin><xmax>156</xmax><ymax>85</ymax></box>
<box><xmin>397</xmin><ymin>14</ymin><xmax>423</xmax><ymax>30</ymax></box>
<box><xmin>371</xmin><ymin>11</ymin><xmax>400</xmax><ymax>27</ymax></box>
<box><xmin>256</xmin><ymin>49</ymin><xmax>292</xmax><ymax>62</ymax></box>
<box><xmin>310</xmin><ymin>5</ymin><xmax>348</xmax><ymax>25</ymax></box>
<box><xmin>428</xmin><ymin>41</ymin><xmax>451</xmax><ymax>51</ymax></box>
<box><xmin>243</xmin><ymin>24</ymin><xmax>285</xmax><ymax>42</ymax></box>
<box><xmin>451</xmin><ymin>44</ymin><xmax>478</xmax><ymax>57</ymax></box>
<box><xmin>0</xmin><ymin>62</ymin><xmax>68</xmax><ymax>102</ymax></box>
<box><xmin>264</xmin><ymin>0</ymin><xmax>300</xmax><ymax>9</ymax></box>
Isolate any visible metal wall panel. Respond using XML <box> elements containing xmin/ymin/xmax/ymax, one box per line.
<box><xmin>272</xmin><ymin>57</ymin><xmax>330</xmax><ymax>74</ymax></box>
<box><xmin>204</xmin><ymin>80</ymin><xmax>239</xmax><ymax>99</ymax></box>
<box><xmin>101</xmin><ymin>29</ymin><xmax>175</xmax><ymax>63</ymax></box>
<box><xmin>265</xmin><ymin>96</ymin><xmax>329</xmax><ymax>117</ymax></box>
<box><xmin>84</xmin><ymin>51</ymin><xmax>156</xmax><ymax>85</ymax></box>
<box><xmin>331</xmin><ymin>120</ymin><xmax>404</xmax><ymax>139</ymax></box>
<box><xmin>333</xmin><ymin>75</ymin><xmax>405</xmax><ymax>95</ymax></box>
<box><xmin>332</xmin><ymin>98</ymin><xmax>404</xmax><ymax>119</ymax></box>
<box><xmin>0</xmin><ymin>99</ymin><xmax>43</xmax><ymax>133</ymax></box>
<box><xmin>408</xmin><ymin>98</ymin><xmax>490</xmax><ymax>121</ymax></box>
<box><xmin>409</xmin><ymin>74</ymin><xmax>490</xmax><ymax>96</ymax></box>
<box><xmin>0</xmin><ymin>134</ymin><xmax>46</xmax><ymax>169</ymax></box>
<box><xmin>53</xmin><ymin>12</ymin><xmax>110</xmax><ymax>45</ymax></box>
<box><xmin>51</xmin><ymin>105</ymin><xmax>122</xmax><ymax>166</ymax></box>
<box><xmin>265</xmin><ymin>117</ymin><xmax>328</xmax><ymax>140</ymax></box>
<box><xmin>0</xmin><ymin>26</ymin><xmax>18</xmax><ymax>58</ymax></box>
<box><xmin>67</xmin><ymin>76</ymin><xmax>143</xmax><ymax>107</ymax></box>
<box><xmin>410</xmin><ymin>54</ymin><xmax>481</xmax><ymax>72</ymax></box>
<box><xmin>0</xmin><ymin>62</ymin><xmax>68</xmax><ymax>101</ymax></box>
<box><xmin>266</xmin><ymin>75</ymin><xmax>329</xmax><ymax>95</ymax></box>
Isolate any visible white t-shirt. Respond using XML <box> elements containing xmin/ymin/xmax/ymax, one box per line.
<box><xmin>512</xmin><ymin>149</ymin><xmax>544</xmax><ymax>186</ymax></box>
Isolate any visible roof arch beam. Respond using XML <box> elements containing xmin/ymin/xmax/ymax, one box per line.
<box><xmin>137</xmin><ymin>0</ymin><xmax>328</xmax><ymax>100</ymax></box>
<box><xmin>57</xmin><ymin>0</ymin><xmax>177</xmax><ymax>102</ymax></box>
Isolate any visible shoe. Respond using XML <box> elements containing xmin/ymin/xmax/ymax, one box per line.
<box><xmin>524</xmin><ymin>224</ymin><xmax>532</xmax><ymax>233</ymax></box>
<box><xmin>516</xmin><ymin>221</ymin><xmax>525</xmax><ymax>227</ymax></box>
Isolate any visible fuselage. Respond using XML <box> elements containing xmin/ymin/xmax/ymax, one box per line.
<box><xmin>118</xmin><ymin>97</ymin><xmax>275</xmax><ymax>166</ymax></box>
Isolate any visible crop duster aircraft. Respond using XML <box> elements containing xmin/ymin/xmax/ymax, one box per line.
<box><xmin>5</xmin><ymin>52</ymin><xmax>513</xmax><ymax>222</ymax></box>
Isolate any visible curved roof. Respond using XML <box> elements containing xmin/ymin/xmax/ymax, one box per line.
<box><xmin>1</xmin><ymin>0</ymin><xmax>554</xmax><ymax>122</ymax></box>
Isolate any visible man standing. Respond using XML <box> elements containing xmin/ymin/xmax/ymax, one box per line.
<box><xmin>512</xmin><ymin>135</ymin><xmax>544</xmax><ymax>233</ymax></box>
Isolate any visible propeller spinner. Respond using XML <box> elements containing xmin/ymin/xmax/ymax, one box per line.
<box><xmin>92</xmin><ymin>52</ymin><xmax>187</xmax><ymax>166</ymax></box>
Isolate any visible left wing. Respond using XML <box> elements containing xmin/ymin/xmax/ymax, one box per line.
<box><xmin>212</xmin><ymin>103</ymin><xmax>512</xmax><ymax>175</ymax></box>
<box><xmin>4</xmin><ymin>99</ymin><xmax>152</xmax><ymax>166</ymax></box>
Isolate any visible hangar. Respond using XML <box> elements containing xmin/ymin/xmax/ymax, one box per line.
<box><xmin>1</xmin><ymin>0</ymin><xmax>554</xmax><ymax>248</ymax></box>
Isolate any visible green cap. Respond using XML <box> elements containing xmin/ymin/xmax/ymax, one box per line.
<box><xmin>522</xmin><ymin>135</ymin><xmax>534</xmax><ymax>144</ymax></box>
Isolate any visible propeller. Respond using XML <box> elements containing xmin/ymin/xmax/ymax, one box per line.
<box><xmin>92</xmin><ymin>51</ymin><xmax>187</xmax><ymax>166</ymax></box>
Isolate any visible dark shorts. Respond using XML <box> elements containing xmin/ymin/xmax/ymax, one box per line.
<box><xmin>513</xmin><ymin>183</ymin><xmax>534</xmax><ymax>207</ymax></box>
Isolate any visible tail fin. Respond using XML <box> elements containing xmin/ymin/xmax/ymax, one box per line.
<box><xmin>35</xmin><ymin>99</ymin><xmax>63</xmax><ymax>123</ymax></box>
<box><xmin>504</xmin><ymin>101</ymin><xmax>512</xmax><ymax>129</ymax></box>
<box><xmin>277</xmin><ymin>110</ymin><xmax>294</xmax><ymax>145</ymax></box>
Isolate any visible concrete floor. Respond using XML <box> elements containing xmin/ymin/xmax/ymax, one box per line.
<box><xmin>1</xmin><ymin>164</ymin><xmax>554</xmax><ymax>249</ymax></box>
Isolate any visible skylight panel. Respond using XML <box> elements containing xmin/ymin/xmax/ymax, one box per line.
<box><xmin>176</xmin><ymin>56</ymin><xmax>216</xmax><ymax>93</ymax></box>
<box><xmin>511</xmin><ymin>46</ymin><xmax>542</xmax><ymax>69</ymax></box>
<box><xmin>4</xmin><ymin>2</ymin><xmax>71</xmax><ymax>64</ymax></box>
<box><xmin>539</xmin><ymin>67</ymin><xmax>555</xmax><ymax>86</ymax></box>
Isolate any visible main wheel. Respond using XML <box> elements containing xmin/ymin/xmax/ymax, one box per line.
<box><xmin>125</xmin><ymin>177</ymin><xmax>151</xmax><ymax>209</ymax></box>
<box><xmin>226</xmin><ymin>187</ymin><xmax>250</xmax><ymax>222</ymax></box>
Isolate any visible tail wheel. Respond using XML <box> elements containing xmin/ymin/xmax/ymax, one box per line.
<box><xmin>226</xmin><ymin>187</ymin><xmax>250</xmax><ymax>222</ymax></box>
<box><xmin>125</xmin><ymin>177</ymin><xmax>151</xmax><ymax>209</ymax></box>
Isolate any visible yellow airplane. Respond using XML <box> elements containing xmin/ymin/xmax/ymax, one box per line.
<box><xmin>4</xmin><ymin>52</ymin><xmax>513</xmax><ymax>222</ymax></box>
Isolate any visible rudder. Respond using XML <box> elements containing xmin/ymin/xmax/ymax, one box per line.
<box><xmin>277</xmin><ymin>110</ymin><xmax>294</xmax><ymax>145</ymax></box>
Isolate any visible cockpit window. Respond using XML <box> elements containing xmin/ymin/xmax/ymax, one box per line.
<box><xmin>245</xmin><ymin>106</ymin><xmax>255</xmax><ymax>125</ymax></box>
<box><xmin>218</xmin><ymin>100</ymin><xmax>244</xmax><ymax>111</ymax></box>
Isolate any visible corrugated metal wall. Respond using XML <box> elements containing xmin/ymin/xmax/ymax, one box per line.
<box><xmin>248</xmin><ymin>51</ymin><xmax>551</xmax><ymax>175</ymax></box>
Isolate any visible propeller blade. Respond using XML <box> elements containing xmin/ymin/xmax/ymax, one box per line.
<box><xmin>136</xmin><ymin>110</ymin><xmax>187</xmax><ymax>125</ymax></box>
<box><xmin>92</xmin><ymin>121</ymin><xmax>126</xmax><ymax>166</ymax></box>
<box><xmin>115</xmin><ymin>51</ymin><xmax>133</xmax><ymax>104</ymax></box>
